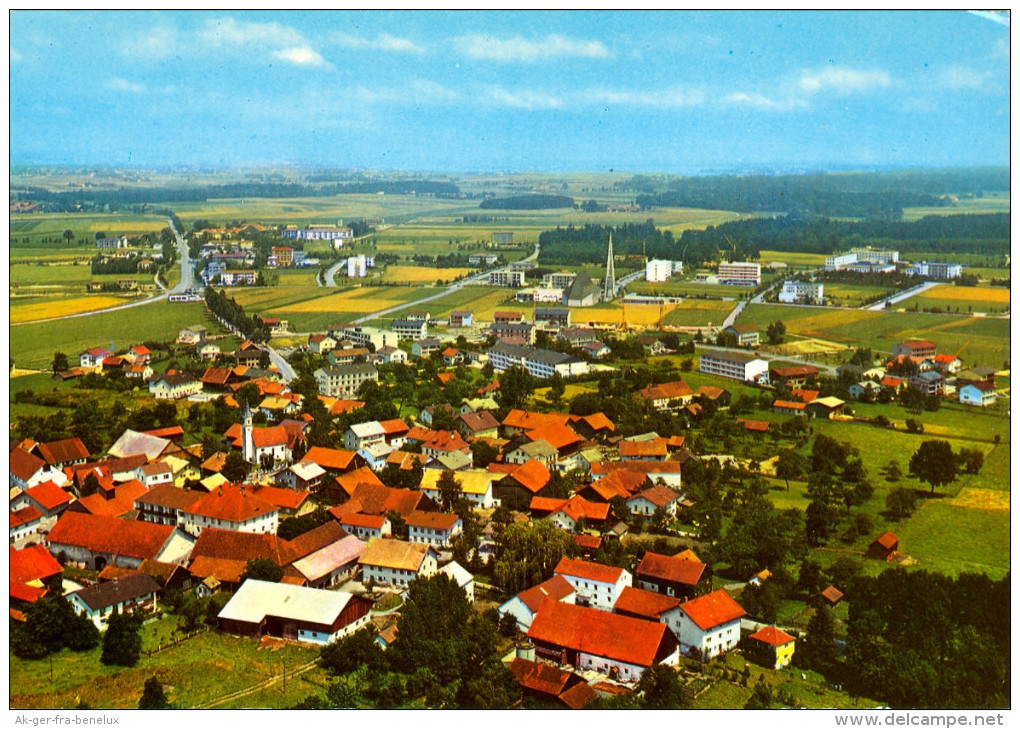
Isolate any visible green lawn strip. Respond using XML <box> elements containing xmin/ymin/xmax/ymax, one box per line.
<box><xmin>10</xmin><ymin>302</ymin><xmax>220</xmax><ymax>370</ymax></box>
<box><xmin>892</xmin><ymin>501</ymin><xmax>1010</xmax><ymax>579</ymax></box>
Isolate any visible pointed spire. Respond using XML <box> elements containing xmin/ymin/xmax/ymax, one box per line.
<box><xmin>603</xmin><ymin>233</ymin><xmax>616</xmax><ymax>301</ymax></box>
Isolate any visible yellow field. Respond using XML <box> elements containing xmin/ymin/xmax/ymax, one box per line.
<box><xmin>282</xmin><ymin>288</ymin><xmax>411</xmax><ymax>314</ymax></box>
<box><xmin>780</xmin><ymin>310</ymin><xmax>875</xmax><ymax>337</ymax></box>
<box><xmin>381</xmin><ymin>266</ymin><xmax>473</xmax><ymax>284</ymax></box>
<box><xmin>575</xmin><ymin>304</ymin><xmax>681</xmax><ymax>326</ymax></box>
<box><xmin>771</xmin><ymin>338</ymin><xmax>850</xmax><ymax>356</ymax></box>
<box><xmin>10</xmin><ymin>296</ymin><xmax>129</xmax><ymax>323</ymax></box>
<box><xmin>87</xmin><ymin>221</ymin><xmax>167</xmax><ymax>233</ymax></box>
<box><xmin>949</xmin><ymin>488</ymin><xmax>1011</xmax><ymax>511</ymax></box>
<box><xmin>758</xmin><ymin>249</ymin><xmax>828</xmax><ymax>266</ymax></box>
<box><xmin>922</xmin><ymin>285</ymin><xmax>1010</xmax><ymax>304</ymax></box>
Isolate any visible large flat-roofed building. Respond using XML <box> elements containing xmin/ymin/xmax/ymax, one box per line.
<box><xmin>824</xmin><ymin>252</ymin><xmax>858</xmax><ymax>270</ymax></box>
<box><xmin>489</xmin><ymin>270</ymin><xmax>526</xmax><ymax>287</ymax></box>
<box><xmin>468</xmin><ymin>253</ymin><xmax>499</xmax><ymax>266</ymax></box>
<box><xmin>282</xmin><ymin>225</ymin><xmax>353</xmax><ymax>242</ymax></box>
<box><xmin>909</xmin><ymin>261</ymin><xmax>963</xmax><ymax>280</ymax></box>
<box><xmin>542</xmin><ymin>272</ymin><xmax>577</xmax><ymax>289</ymax></box>
<box><xmin>333</xmin><ymin>325</ymin><xmax>397</xmax><ymax>350</ymax></box>
<box><xmin>717</xmin><ymin>261</ymin><xmax>761</xmax><ymax>286</ymax></box>
<box><xmin>488</xmin><ymin>342</ymin><xmax>589</xmax><ymax>379</ymax></box>
<box><xmin>851</xmin><ymin>247</ymin><xmax>899</xmax><ymax>264</ymax></box>
<box><xmin>391</xmin><ymin>318</ymin><xmax>428</xmax><ymax>340</ymax></box>
<box><xmin>645</xmin><ymin>259</ymin><xmax>674</xmax><ymax>283</ymax></box>
<box><xmin>217</xmin><ymin>579</ymin><xmax>372</xmax><ymax>645</ymax></box>
<box><xmin>778</xmin><ymin>280</ymin><xmax>825</xmax><ymax>304</ymax></box>
<box><xmin>314</xmin><ymin>363</ymin><xmax>378</xmax><ymax>398</ymax></box>
<box><xmin>699</xmin><ymin>350</ymin><xmax>769</xmax><ymax>383</ymax></box>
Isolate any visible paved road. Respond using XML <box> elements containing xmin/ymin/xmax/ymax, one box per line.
<box><xmin>266</xmin><ymin>345</ymin><xmax>297</xmax><ymax>381</ymax></box>
<box><xmin>351</xmin><ymin>243</ymin><xmax>540</xmax><ymax>325</ymax></box>
<box><xmin>322</xmin><ymin>258</ymin><xmax>344</xmax><ymax>287</ymax></box>
<box><xmin>865</xmin><ymin>280</ymin><xmax>942</xmax><ymax>311</ymax></box>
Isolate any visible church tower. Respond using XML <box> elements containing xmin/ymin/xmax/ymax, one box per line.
<box><xmin>602</xmin><ymin>233</ymin><xmax>616</xmax><ymax>301</ymax></box>
<box><xmin>241</xmin><ymin>403</ymin><xmax>255</xmax><ymax>464</ymax></box>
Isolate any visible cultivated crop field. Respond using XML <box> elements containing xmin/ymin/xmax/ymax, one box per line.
<box><xmin>907</xmin><ymin>284</ymin><xmax>1010</xmax><ymax>313</ymax></box>
<box><xmin>900</xmin><ymin>194</ymin><xmax>1010</xmax><ymax>221</ymax></box>
<box><xmin>9</xmin><ymin>295</ymin><xmax>134</xmax><ymax>324</ymax></box>
<box><xmin>661</xmin><ymin>299</ymin><xmax>736</xmax><ymax>327</ymax></box>
<box><xmin>10</xmin><ymin>302</ymin><xmax>217</xmax><ymax>370</ymax></box>
<box><xmin>380</xmin><ymin>265</ymin><xmax>473</xmax><ymax>284</ymax></box>
<box><xmin>758</xmin><ymin>249</ymin><xmax>828</xmax><ymax>267</ymax></box>
<box><xmin>822</xmin><ymin>283</ymin><xmax>894</xmax><ymax>308</ymax></box>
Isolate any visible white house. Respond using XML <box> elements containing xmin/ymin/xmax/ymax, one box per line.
<box><xmin>182</xmin><ymin>484</ymin><xmax>279</xmax><ymax>536</ymax></box>
<box><xmin>497</xmin><ymin>575</ymin><xmax>577</xmax><ymax>631</ymax></box>
<box><xmin>359</xmin><ymin>539</ymin><xmax>438</xmax><ymax>588</ymax></box>
<box><xmin>66</xmin><ymin>573</ymin><xmax>161</xmax><ymax>630</ymax></box>
<box><xmin>10</xmin><ymin>506</ymin><xmax>45</xmax><ymax>543</ymax></box>
<box><xmin>148</xmin><ymin>373</ymin><xmax>203</xmax><ymax>400</ymax></box>
<box><xmin>339</xmin><ymin>512</ymin><xmax>392</xmax><ymax>541</ymax></box>
<box><xmin>217</xmin><ymin>579</ymin><xmax>373</xmax><ymax>645</ymax></box>
<box><xmin>626</xmin><ymin>485</ymin><xmax>682</xmax><ymax>518</ymax></box>
<box><xmin>553</xmin><ymin>556</ymin><xmax>632</xmax><ymax>612</ymax></box>
<box><xmin>406</xmin><ymin>511</ymin><xmax>463</xmax><ymax>548</ymax></box>
<box><xmin>344</xmin><ymin>421</ymin><xmax>386</xmax><ymax>452</ymax></box>
<box><xmin>439</xmin><ymin>560</ymin><xmax>475</xmax><ymax>603</ymax></box>
<box><xmin>9</xmin><ymin>448</ymin><xmax>68</xmax><ymax>490</ymax></box>
<box><xmin>674</xmin><ymin>589</ymin><xmax>746</xmax><ymax>659</ymax></box>
<box><xmin>698</xmin><ymin>351</ymin><xmax>770</xmax><ymax>383</ymax></box>
<box><xmin>133</xmin><ymin>462</ymin><xmax>174</xmax><ymax>489</ymax></box>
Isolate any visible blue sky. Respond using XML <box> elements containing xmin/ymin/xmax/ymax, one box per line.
<box><xmin>9</xmin><ymin>10</ymin><xmax>1010</xmax><ymax>173</ymax></box>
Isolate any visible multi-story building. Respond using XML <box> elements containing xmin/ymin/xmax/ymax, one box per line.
<box><xmin>851</xmin><ymin>247</ymin><xmax>899</xmax><ymax>264</ymax></box>
<box><xmin>717</xmin><ymin>261</ymin><xmax>761</xmax><ymax>286</ymax></box>
<box><xmin>220</xmin><ymin>270</ymin><xmax>257</xmax><ymax>286</ymax></box>
<box><xmin>824</xmin><ymin>252</ymin><xmax>858</xmax><ymax>270</ymax></box>
<box><xmin>314</xmin><ymin>363</ymin><xmax>379</xmax><ymax>398</ymax></box>
<box><xmin>391</xmin><ymin>318</ymin><xmax>428</xmax><ymax>340</ymax></box>
<box><xmin>645</xmin><ymin>259</ymin><xmax>674</xmax><ymax>283</ymax></box>
<box><xmin>468</xmin><ymin>253</ymin><xmax>499</xmax><ymax>266</ymax></box>
<box><xmin>489</xmin><ymin>321</ymin><xmax>536</xmax><ymax>344</ymax></box>
<box><xmin>346</xmin><ymin>254</ymin><xmax>373</xmax><ymax>278</ymax></box>
<box><xmin>910</xmin><ymin>261</ymin><xmax>963</xmax><ymax>280</ymax></box>
<box><xmin>553</xmin><ymin>557</ymin><xmax>632</xmax><ymax>611</ymax></box>
<box><xmin>270</xmin><ymin>246</ymin><xmax>294</xmax><ymax>267</ymax></box>
<box><xmin>777</xmin><ymin>280</ymin><xmax>825</xmax><ymax>304</ymax></box>
<box><xmin>358</xmin><ymin>539</ymin><xmax>438</xmax><ymax>588</ymax></box>
<box><xmin>699</xmin><ymin>350</ymin><xmax>769</xmax><ymax>383</ymax></box>
<box><xmin>406</xmin><ymin>512</ymin><xmax>463</xmax><ymax>548</ymax></box>
<box><xmin>892</xmin><ymin>339</ymin><xmax>937</xmax><ymax>359</ymax></box>
<box><xmin>333</xmin><ymin>325</ymin><xmax>397</xmax><ymax>350</ymax></box>
<box><xmin>491</xmin><ymin>231</ymin><xmax>514</xmax><ymax>245</ymax></box>
<box><xmin>95</xmin><ymin>236</ymin><xmax>129</xmax><ymax>250</ymax></box>
<box><xmin>181</xmin><ymin>484</ymin><xmax>279</xmax><ymax>537</ymax></box>
<box><xmin>541</xmin><ymin>272</ymin><xmax>578</xmax><ymax>289</ymax></box>
<box><xmin>282</xmin><ymin>225</ymin><xmax>353</xmax><ymax>242</ymax></box>
<box><xmin>673</xmin><ymin>589</ymin><xmax>746</xmax><ymax>659</ymax></box>
<box><xmin>534</xmin><ymin>308</ymin><xmax>571</xmax><ymax>330</ymax></box>
<box><xmin>488</xmin><ymin>342</ymin><xmax>589</xmax><ymax>379</ymax></box>
<box><xmin>489</xmin><ymin>270</ymin><xmax>526</xmax><ymax>287</ymax></box>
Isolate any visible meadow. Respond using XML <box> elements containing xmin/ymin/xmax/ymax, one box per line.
<box><xmin>9</xmin><ymin>302</ymin><xmax>217</xmax><ymax>370</ymax></box>
<box><xmin>899</xmin><ymin>193</ymin><xmax>1010</xmax><ymax>222</ymax></box>
<box><xmin>821</xmin><ymin>283</ymin><xmax>894</xmax><ymax>308</ymax></box>
<box><xmin>380</xmin><ymin>265</ymin><xmax>473</xmax><ymax>284</ymax></box>
<box><xmin>9</xmin><ymin>295</ymin><xmax>136</xmax><ymax>324</ymax></box>
<box><xmin>661</xmin><ymin>299</ymin><xmax>737</xmax><ymax>327</ymax></box>
<box><xmin>906</xmin><ymin>283</ymin><xmax>1010</xmax><ymax>314</ymax></box>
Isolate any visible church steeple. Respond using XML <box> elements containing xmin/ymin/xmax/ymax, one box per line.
<box><xmin>603</xmin><ymin>233</ymin><xmax>616</xmax><ymax>301</ymax></box>
<box><xmin>241</xmin><ymin>404</ymin><xmax>255</xmax><ymax>463</ymax></box>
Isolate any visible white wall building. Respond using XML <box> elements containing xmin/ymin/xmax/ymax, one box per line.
<box><xmin>778</xmin><ymin>280</ymin><xmax>825</xmax><ymax>304</ymax></box>
<box><xmin>717</xmin><ymin>261</ymin><xmax>761</xmax><ymax>285</ymax></box>
<box><xmin>553</xmin><ymin>557</ymin><xmax>633</xmax><ymax>612</ymax></box>
<box><xmin>699</xmin><ymin>350</ymin><xmax>769</xmax><ymax>383</ymax></box>
<box><xmin>488</xmin><ymin>270</ymin><xmax>526</xmax><ymax>287</ymax></box>
<box><xmin>645</xmin><ymin>259</ymin><xmax>674</xmax><ymax>283</ymax></box>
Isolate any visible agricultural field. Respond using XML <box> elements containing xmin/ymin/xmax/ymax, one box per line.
<box><xmin>9</xmin><ymin>211</ymin><xmax>169</xmax><ymax>246</ymax></box>
<box><xmin>899</xmin><ymin>193</ymin><xmax>1010</xmax><ymax>222</ymax></box>
<box><xmin>403</xmin><ymin>286</ymin><xmax>514</xmax><ymax>320</ymax></box>
<box><xmin>661</xmin><ymin>299</ymin><xmax>737</xmax><ymax>328</ymax></box>
<box><xmin>757</xmin><ymin>249</ymin><xmax>828</xmax><ymax>267</ymax></box>
<box><xmin>9</xmin><ymin>302</ymin><xmax>218</xmax><ymax>370</ymax></box>
<box><xmin>821</xmin><ymin>283</ymin><xmax>894</xmax><ymax>308</ymax></box>
<box><xmin>736</xmin><ymin>304</ymin><xmax>1010</xmax><ymax>365</ymax></box>
<box><xmin>9</xmin><ymin>295</ymin><xmax>136</xmax><ymax>324</ymax></box>
<box><xmin>9</xmin><ymin>626</ymin><xmax>320</xmax><ymax>710</ymax></box>
<box><xmin>906</xmin><ymin>283</ymin><xmax>1010</xmax><ymax>314</ymax></box>
<box><xmin>380</xmin><ymin>265</ymin><xmax>473</xmax><ymax>284</ymax></box>
<box><xmin>247</xmin><ymin>286</ymin><xmax>438</xmax><ymax>332</ymax></box>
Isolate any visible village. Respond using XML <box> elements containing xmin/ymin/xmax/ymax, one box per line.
<box><xmin>10</xmin><ymin>273</ymin><xmax>1009</xmax><ymax>709</ymax></box>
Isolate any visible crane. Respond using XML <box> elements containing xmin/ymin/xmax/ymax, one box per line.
<box><xmin>723</xmin><ymin>234</ymin><xmax>737</xmax><ymax>254</ymax></box>
<box><xmin>954</xmin><ymin>338</ymin><xmax>973</xmax><ymax>359</ymax></box>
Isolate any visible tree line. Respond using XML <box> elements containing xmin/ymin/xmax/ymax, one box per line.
<box><xmin>204</xmin><ymin>287</ymin><xmax>271</xmax><ymax>343</ymax></box>
<box><xmin>537</xmin><ymin>220</ymin><xmax>682</xmax><ymax>266</ymax></box>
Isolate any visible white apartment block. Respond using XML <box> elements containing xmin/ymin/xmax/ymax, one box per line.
<box><xmin>489</xmin><ymin>270</ymin><xmax>526</xmax><ymax>287</ymax></box>
<box><xmin>220</xmin><ymin>270</ymin><xmax>257</xmax><ymax>286</ymax></box>
<box><xmin>646</xmin><ymin>259</ymin><xmax>674</xmax><ymax>283</ymax></box>
<box><xmin>717</xmin><ymin>261</ymin><xmax>761</xmax><ymax>286</ymax></box>
<box><xmin>778</xmin><ymin>280</ymin><xmax>825</xmax><ymax>304</ymax></box>
<box><xmin>824</xmin><ymin>252</ymin><xmax>858</xmax><ymax>270</ymax></box>
<box><xmin>335</xmin><ymin>325</ymin><xmax>398</xmax><ymax>350</ymax></box>
<box><xmin>314</xmin><ymin>363</ymin><xmax>378</xmax><ymax>398</ymax></box>
<box><xmin>699</xmin><ymin>350</ymin><xmax>769</xmax><ymax>383</ymax></box>
<box><xmin>488</xmin><ymin>342</ymin><xmax>589</xmax><ymax>379</ymax></box>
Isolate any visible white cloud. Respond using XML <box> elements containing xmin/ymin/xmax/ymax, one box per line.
<box><xmin>725</xmin><ymin>92</ymin><xmax>806</xmax><ymax>112</ymax></box>
<box><xmin>587</xmin><ymin>86</ymin><xmax>704</xmax><ymax>109</ymax></box>
<box><xmin>107</xmin><ymin>77</ymin><xmax>147</xmax><ymax>93</ymax></box>
<box><xmin>120</xmin><ymin>26</ymin><xmax>181</xmax><ymax>60</ymax></box>
<box><xmin>200</xmin><ymin>17</ymin><xmax>304</xmax><ymax>47</ymax></box>
<box><xmin>798</xmin><ymin>67</ymin><xmax>891</xmax><ymax>95</ymax></box>
<box><xmin>412</xmin><ymin>79</ymin><xmax>460</xmax><ymax>102</ymax></box>
<box><xmin>273</xmin><ymin>47</ymin><xmax>331</xmax><ymax>68</ymax></box>
<box><xmin>941</xmin><ymin>66</ymin><xmax>993</xmax><ymax>90</ymax></box>
<box><xmin>332</xmin><ymin>32</ymin><xmax>425</xmax><ymax>54</ymax></box>
<box><xmin>455</xmin><ymin>33</ymin><xmax>610</xmax><ymax>62</ymax></box>
<box><xmin>483</xmin><ymin>86</ymin><xmax>565</xmax><ymax>109</ymax></box>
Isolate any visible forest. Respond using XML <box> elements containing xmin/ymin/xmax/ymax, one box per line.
<box><xmin>635</xmin><ymin>167</ymin><xmax>1009</xmax><ymax>218</ymax></box>
<box><xmin>537</xmin><ymin>220</ymin><xmax>681</xmax><ymax>266</ymax></box>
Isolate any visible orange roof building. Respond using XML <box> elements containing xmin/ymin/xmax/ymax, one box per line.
<box><xmin>183</xmin><ymin>484</ymin><xmax>279</xmax><ymax>535</ymax></box>
<box><xmin>635</xmin><ymin>551</ymin><xmax>708</xmax><ymax>600</ymax></box>
<box><xmin>528</xmin><ymin>600</ymin><xmax>680</xmax><ymax>681</ymax></box>
<box><xmin>47</xmin><ymin>512</ymin><xmax>181</xmax><ymax>570</ymax></box>
<box><xmin>675</xmin><ymin>589</ymin><xmax>746</xmax><ymax>659</ymax></box>
<box><xmin>614</xmin><ymin>585</ymin><xmax>683</xmax><ymax>621</ymax></box>
<box><xmin>553</xmin><ymin>556</ymin><xmax>632</xmax><ymax>611</ymax></box>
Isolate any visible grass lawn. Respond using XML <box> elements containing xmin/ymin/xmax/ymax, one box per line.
<box><xmin>662</xmin><ymin>299</ymin><xmax>738</xmax><ymax>327</ymax></box>
<box><xmin>758</xmin><ymin>249</ymin><xmax>828</xmax><ymax>267</ymax></box>
<box><xmin>10</xmin><ymin>302</ymin><xmax>217</xmax><ymax>370</ymax></box>
<box><xmin>10</xmin><ymin>295</ymin><xmax>139</xmax><ymax>324</ymax></box>
<box><xmin>822</xmin><ymin>283</ymin><xmax>894</xmax><ymax>308</ymax></box>
<box><xmin>9</xmin><ymin>628</ymin><xmax>319</xmax><ymax>710</ymax></box>
<box><xmin>380</xmin><ymin>265</ymin><xmax>473</xmax><ymax>284</ymax></box>
<box><xmin>893</xmin><ymin>500</ymin><xmax>1010</xmax><ymax>579</ymax></box>
<box><xmin>899</xmin><ymin>194</ymin><xmax>1010</xmax><ymax>221</ymax></box>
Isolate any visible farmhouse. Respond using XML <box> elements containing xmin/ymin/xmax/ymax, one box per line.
<box><xmin>358</xmin><ymin>538</ymin><xmax>438</xmax><ymax>588</ymax></box>
<box><xmin>746</xmin><ymin>626</ymin><xmax>797</xmax><ymax>669</ymax></box>
<box><xmin>182</xmin><ymin>484</ymin><xmax>280</xmax><ymax>537</ymax></box>
<box><xmin>406</xmin><ymin>511</ymin><xmax>463</xmax><ymax>548</ymax></box>
<box><xmin>498</xmin><ymin>575</ymin><xmax>577</xmax><ymax>631</ymax></box>
<box><xmin>528</xmin><ymin>600</ymin><xmax>680</xmax><ymax>682</ymax></box>
<box><xmin>148</xmin><ymin>372</ymin><xmax>203</xmax><ymax>400</ymax></box>
<box><xmin>553</xmin><ymin>556</ymin><xmax>632</xmax><ymax>611</ymax></box>
<box><xmin>217</xmin><ymin>579</ymin><xmax>372</xmax><ymax>645</ymax></box>
<box><xmin>636</xmin><ymin>551</ymin><xmax>710</xmax><ymax>600</ymax></box>
<box><xmin>66</xmin><ymin>572</ymin><xmax>161</xmax><ymax>630</ymax></box>
<box><xmin>673</xmin><ymin>589</ymin><xmax>746</xmax><ymax>659</ymax></box>
<box><xmin>46</xmin><ymin>512</ymin><xmax>195</xmax><ymax>571</ymax></box>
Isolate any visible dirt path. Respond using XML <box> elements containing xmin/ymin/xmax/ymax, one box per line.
<box><xmin>190</xmin><ymin>658</ymin><xmax>319</xmax><ymax>709</ymax></box>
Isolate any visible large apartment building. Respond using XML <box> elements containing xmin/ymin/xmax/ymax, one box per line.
<box><xmin>488</xmin><ymin>342</ymin><xmax>589</xmax><ymax>379</ymax></box>
<box><xmin>699</xmin><ymin>350</ymin><xmax>769</xmax><ymax>383</ymax></box>
<box><xmin>314</xmin><ymin>363</ymin><xmax>379</xmax><ymax>398</ymax></box>
<box><xmin>717</xmin><ymin>261</ymin><xmax>761</xmax><ymax>286</ymax></box>
<box><xmin>489</xmin><ymin>270</ymin><xmax>526</xmax><ymax>288</ymax></box>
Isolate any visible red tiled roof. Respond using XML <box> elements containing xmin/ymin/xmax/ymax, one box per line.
<box><xmin>570</xmin><ymin>412</ymin><xmax>616</xmax><ymax>433</ymax></box>
<box><xmin>526</xmin><ymin>423</ymin><xmax>583</xmax><ymax>452</ymax></box>
<box><xmin>9</xmin><ymin>447</ymin><xmax>47</xmax><ymax>482</ymax></box>
<box><xmin>558</xmin><ymin>682</ymin><xmax>598</xmax><ymax>710</ymax></box>
<box><xmin>48</xmin><ymin>512</ymin><xmax>174</xmax><ymax>560</ymax></box>
<box><xmin>459</xmin><ymin>410</ymin><xmax>501</xmax><ymax>433</ymax></box>
<box><xmin>508</xmin><ymin>658</ymin><xmax>573</xmax><ymax>697</ymax></box>
<box><xmin>340</xmin><ymin>512</ymin><xmax>388</xmax><ymax>529</ymax></box>
<box><xmin>10</xmin><ymin>580</ymin><xmax>47</xmax><ymax>604</ymax></box>
<box><xmin>679</xmin><ymin>589</ymin><xmax>746</xmax><ymax>631</ymax></box>
<box><xmin>502</xmin><ymin>409</ymin><xmax>571</xmax><ymax>431</ymax></box>
<box><xmin>773</xmin><ymin>400</ymin><xmax>807</xmax><ymax>410</ymax></box>
<box><xmin>22</xmin><ymin>480</ymin><xmax>72</xmax><ymax>510</ymax></box>
<box><xmin>135</xmin><ymin>483</ymin><xmax>203</xmax><ymax>510</ymax></box>
<box><xmin>423</xmin><ymin>430</ymin><xmax>470</xmax><ymax>453</ymax></box>
<box><xmin>880</xmin><ymin>376</ymin><xmax>904</xmax><ymax>387</ymax></box>
<box><xmin>202</xmin><ymin>367</ymin><xmax>234</xmax><ymax>386</ymax></box>
<box><xmin>528</xmin><ymin>600</ymin><xmax>676</xmax><ymax>667</ymax></box>
<box><xmin>188</xmin><ymin>556</ymin><xmax>247</xmax><ymax>584</ymax></box>
<box><xmin>250</xmin><ymin>425</ymin><xmax>289</xmax><ymax>449</ymax></box>
<box><xmin>11</xmin><ymin>505</ymin><xmax>43</xmax><ymax>529</ymax></box>
<box><xmin>10</xmin><ymin>544</ymin><xmax>62</xmax><ymax>584</ymax></box>
<box><xmin>405</xmin><ymin>511</ymin><xmax>460</xmax><ymax>531</ymax></box>
<box><xmin>437</xmin><ymin>372</ymin><xmax>456</xmax><ymax>385</ymax></box>
<box><xmin>615</xmin><ymin>586</ymin><xmax>682</xmax><ymax>619</ymax></box>
<box><xmin>619</xmin><ymin>438</ymin><xmax>668</xmax><ymax>458</ymax></box>
<box><xmin>571</xmin><ymin>533</ymin><xmax>603</xmax><ymax>550</ymax></box>
<box><xmin>378</xmin><ymin>418</ymin><xmax>410</xmax><ymax>435</ymax></box>
<box><xmin>507</xmin><ymin>459</ymin><xmax>551</xmax><ymax>494</ymax></box>
<box><xmin>589</xmin><ymin>461</ymin><xmax>681</xmax><ymax>477</ymax></box>
<box><xmin>405</xmin><ymin>426</ymin><xmax>438</xmax><ymax>443</ymax></box>
<box><xmin>639</xmin><ymin>380</ymin><xmax>693</xmax><ymax>401</ymax></box>
<box><xmin>770</xmin><ymin>365</ymin><xmax>820</xmax><ymax>378</ymax></box>
<box><xmin>554</xmin><ymin>556</ymin><xmax>625</xmax><ymax>585</ymax></box>
<box><xmin>302</xmin><ymin>446</ymin><xmax>357</xmax><ymax>472</ymax></box>
<box><xmin>285</xmin><ymin>521</ymin><xmax>349</xmax><ymax>560</ymax></box>
<box><xmin>872</xmin><ymin>530</ymin><xmax>898</xmax><ymax>549</ymax></box>
<box><xmin>75</xmin><ymin>480</ymin><xmax>148</xmax><ymax>518</ymax></box>
<box><xmin>333</xmin><ymin>467</ymin><xmax>386</xmax><ymax>498</ymax></box>
<box><xmin>695</xmin><ymin>385</ymin><xmax>725</xmax><ymax>400</ymax></box>
<box><xmin>142</xmin><ymin>426</ymin><xmax>185</xmax><ymax>440</ymax></box>
<box><xmin>186</xmin><ymin>484</ymin><xmax>278</xmax><ymax>522</ymax></box>
<box><xmin>899</xmin><ymin>339</ymin><xmax>936</xmax><ymax>350</ymax></box>
<box><xmin>629</xmin><ymin>485</ymin><xmax>681</xmax><ymax>509</ymax></box>
<box><xmin>818</xmin><ymin>585</ymin><xmax>844</xmax><ymax>604</ymax></box>
<box><xmin>749</xmin><ymin>625</ymin><xmax>796</xmax><ymax>646</ymax></box>
<box><xmin>189</xmin><ymin>528</ymin><xmax>296</xmax><ymax>566</ymax></box>
<box><xmin>516</xmin><ymin>575</ymin><xmax>576</xmax><ymax>613</ymax></box>
<box><xmin>790</xmin><ymin>388</ymin><xmax>820</xmax><ymax>403</ymax></box>
<box><xmin>636</xmin><ymin>552</ymin><xmax>706</xmax><ymax>586</ymax></box>
<box><xmin>249</xmin><ymin>484</ymin><xmax>310</xmax><ymax>511</ymax></box>
<box><xmin>737</xmin><ymin>419</ymin><xmax>770</xmax><ymax>433</ymax></box>
<box><xmin>33</xmin><ymin>438</ymin><xmax>90</xmax><ymax>466</ymax></box>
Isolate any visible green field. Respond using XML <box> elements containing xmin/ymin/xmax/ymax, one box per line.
<box><xmin>661</xmin><ymin>299</ymin><xmax>737</xmax><ymax>327</ymax></box>
<box><xmin>10</xmin><ymin>302</ymin><xmax>219</xmax><ymax>370</ymax></box>
<box><xmin>893</xmin><ymin>500</ymin><xmax>1010</xmax><ymax>579</ymax></box>
<box><xmin>10</xmin><ymin>626</ymin><xmax>320</xmax><ymax>709</ymax></box>
<box><xmin>900</xmin><ymin>194</ymin><xmax>1010</xmax><ymax>222</ymax></box>
<box><xmin>821</xmin><ymin>283</ymin><xmax>894</xmax><ymax>308</ymax></box>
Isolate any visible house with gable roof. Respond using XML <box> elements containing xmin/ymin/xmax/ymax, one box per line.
<box><xmin>673</xmin><ymin>589</ymin><xmax>746</xmax><ymax>659</ymax></box>
<box><xmin>46</xmin><ymin>512</ymin><xmax>195</xmax><ymax>571</ymax></box>
<box><xmin>497</xmin><ymin>574</ymin><xmax>577</xmax><ymax>631</ymax></box>
<box><xmin>10</xmin><ymin>480</ymin><xmax>73</xmax><ymax>520</ymax></box>
<box><xmin>626</xmin><ymin>484</ymin><xmax>682</xmax><ymax>518</ymax></box>
<box><xmin>66</xmin><ymin>572</ymin><xmax>161</xmax><ymax>630</ymax></box>
<box><xmin>30</xmin><ymin>437</ymin><xmax>91</xmax><ymax>470</ymax></box>
<box><xmin>553</xmin><ymin>556</ymin><xmax>632</xmax><ymax>611</ymax></box>
<box><xmin>10</xmin><ymin>448</ymin><xmax>68</xmax><ymax>490</ymax></box>
<box><xmin>746</xmin><ymin>626</ymin><xmax>797</xmax><ymax>669</ymax></box>
<box><xmin>182</xmin><ymin>483</ymin><xmax>279</xmax><ymax>536</ymax></box>
<box><xmin>635</xmin><ymin>551</ymin><xmax>710</xmax><ymax>600</ymax></box>
<box><xmin>358</xmin><ymin>538</ymin><xmax>438</xmax><ymax>588</ymax></box>
<box><xmin>406</xmin><ymin>511</ymin><xmax>463</xmax><ymax>548</ymax></box>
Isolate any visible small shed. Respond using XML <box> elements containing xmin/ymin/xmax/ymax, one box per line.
<box><xmin>868</xmin><ymin>531</ymin><xmax>899</xmax><ymax>561</ymax></box>
<box><xmin>815</xmin><ymin>585</ymin><xmax>844</xmax><ymax>606</ymax></box>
